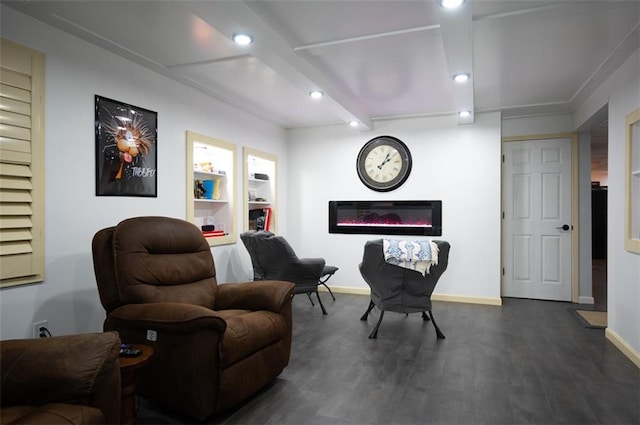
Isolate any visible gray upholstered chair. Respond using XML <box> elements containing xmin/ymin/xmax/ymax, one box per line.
<box><xmin>359</xmin><ymin>239</ymin><xmax>450</xmax><ymax>339</ymax></box>
<box><xmin>92</xmin><ymin>216</ymin><xmax>295</xmax><ymax>420</ymax></box>
<box><xmin>241</xmin><ymin>230</ymin><xmax>338</xmax><ymax>315</ymax></box>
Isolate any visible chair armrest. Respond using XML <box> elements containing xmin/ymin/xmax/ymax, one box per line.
<box><xmin>0</xmin><ymin>331</ymin><xmax>121</xmax><ymax>424</ymax></box>
<box><xmin>282</xmin><ymin>258</ymin><xmax>325</xmax><ymax>281</ymax></box>
<box><xmin>215</xmin><ymin>281</ymin><xmax>295</xmax><ymax>312</ymax></box>
<box><xmin>107</xmin><ymin>302</ymin><xmax>227</xmax><ymax>334</ymax></box>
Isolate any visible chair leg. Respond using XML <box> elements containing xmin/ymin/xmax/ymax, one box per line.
<box><xmin>428</xmin><ymin>310</ymin><xmax>445</xmax><ymax>339</ymax></box>
<box><xmin>315</xmin><ymin>291</ymin><xmax>327</xmax><ymax>315</ymax></box>
<box><xmin>319</xmin><ymin>271</ymin><xmax>337</xmax><ymax>301</ymax></box>
<box><xmin>306</xmin><ymin>292</ymin><xmax>315</xmax><ymax>306</ymax></box>
<box><xmin>360</xmin><ymin>299</ymin><xmax>375</xmax><ymax>320</ymax></box>
<box><xmin>369</xmin><ymin>310</ymin><xmax>385</xmax><ymax>339</ymax></box>
<box><xmin>320</xmin><ymin>282</ymin><xmax>336</xmax><ymax>301</ymax></box>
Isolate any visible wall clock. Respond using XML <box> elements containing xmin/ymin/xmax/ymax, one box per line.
<box><xmin>356</xmin><ymin>135</ymin><xmax>412</xmax><ymax>192</ymax></box>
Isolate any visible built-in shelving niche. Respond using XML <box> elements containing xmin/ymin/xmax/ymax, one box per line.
<box><xmin>243</xmin><ymin>147</ymin><xmax>277</xmax><ymax>233</ymax></box>
<box><xmin>186</xmin><ymin>131</ymin><xmax>236</xmax><ymax>246</ymax></box>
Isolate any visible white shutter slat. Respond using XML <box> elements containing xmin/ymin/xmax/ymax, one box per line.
<box><xmin>0</xmin><ymin>216</ymin><xmax>32</xmax><ymax>229</ymax></box>
<box><xmin>0</xmin><ymin>176</ymin><xmax>32</xmax><ymax>190</ymax></box>
<box><xmin>0</xmin><ymin>110</ymin><xmax>30</xmax><ymax>129</ymax></box>
<box><xmin>0</xmin><ymin>162</ymin><xmax>32</xmax><ymax>177</ymax></box>
<box><xmin>0</xmin><ymin>68</ymin><xmax>30</xmax><ymax>91</ymax></box>
<box><xmin>0</xmin><ymin>97</ymin><xmax>30</xmax><ymax>116</ymax></box>
<box><xmin>0</xmin><ymin>136</ymin><xmax>31</xmax><ymax>154</ymax></box>
<box><xmin>0</xmin><ymin>203</ymin><xmax>33</xmax><ymax>215</ymax></box>
<box><xmin>0</xmin><ymin>189</ymin><xmax>32</xmax><ymax>202</ymax></box>
<box><xmin>0</xmin><ymin>241</ymin><xmax>32</xmax><ymax>256</ymax></box>
<box><xmin>0</xmin><ymin>149</ymin><xmax>30</xmax><ymax>164</ymax></box>
<box><xmin>0</xmin><ymin>228</ymin><xmax>32</xmax><ymax>242</ymax></box>
<box><xmin>0</xmin><ymin>83</ymin><xmax>30</xmax><ymax>104</ymax></box>
<box><xmin>0</xmin><ymin>123</ymin><xmax>30</xmax><ymax>140</ymax></box>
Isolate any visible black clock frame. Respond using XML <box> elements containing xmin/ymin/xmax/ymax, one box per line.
<box><xmin>356</xmin><ymin>135</ymin><xmax>412</xmax><ymax>192</ymax></box>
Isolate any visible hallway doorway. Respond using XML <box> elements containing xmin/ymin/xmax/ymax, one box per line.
<box><xmin>590</xmin><ymin>120</ymin><xmax>608</xmax><ymax>310</ymax></box>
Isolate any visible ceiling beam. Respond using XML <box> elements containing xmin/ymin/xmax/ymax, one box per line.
<box><xmin>436</xmin><ymin>1</ymin><xmax>474</xmax><ymax>124</ymax></box>
<box><xmin>190</xmin><ymin>1</ymin><xmax>374</xmax><ymax>130</ymax></box>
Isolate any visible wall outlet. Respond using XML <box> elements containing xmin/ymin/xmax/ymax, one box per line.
<box><xmin>33</xmin><ymin>320</ymin><xmax>48</xmax><ymax>338</ymax></box>
<box><xmin>146</xmin><ymin>330</ymin><xmax>157</xmax><ymax>341</ymax></box>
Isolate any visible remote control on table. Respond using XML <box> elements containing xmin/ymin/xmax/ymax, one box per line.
<box><xmin>119</xmin><ymin>347</ymin><xmax>142</xmax><ymax>357</ymax></box>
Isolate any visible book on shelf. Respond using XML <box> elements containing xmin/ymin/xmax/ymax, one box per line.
<box><xmin>213</xmin><ymin>179</ymin><xmax>221</xmax><ymax>200</ymax></box>
<box><xmin>264</xmin><ymin>207</ymin><xmax>272</xmax><ymax>231</ymax></box>
<box><xmin>248</xmin><ymin>207</ymin><xmax>272</xmax><ymax>231</ymax></box>
<box><xmin>202</xmin><ymin>230</ymin><xmax>225</xmax><ymax>237</ymax></box>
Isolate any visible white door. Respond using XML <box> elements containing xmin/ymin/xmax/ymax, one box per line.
<box><xmin>502</xmin><ymin>137</ymin><xmax>573</xmax><ymax>301</ymax></box>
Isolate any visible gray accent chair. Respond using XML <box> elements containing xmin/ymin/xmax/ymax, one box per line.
<box><xmin>241</xmin><ymin>230</ymin><xmax>338</xmax><ymax>315</ymax></box>
<box><xmin>359</xmin><ymin>239</ymin><xmax>450</xmax><ymax>339</ymax></box>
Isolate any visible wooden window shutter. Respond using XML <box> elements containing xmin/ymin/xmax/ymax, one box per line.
<box><xmin>0</xmin><ymin>38</ymin><xmax>45</xmax><ymax>287</ymax></box>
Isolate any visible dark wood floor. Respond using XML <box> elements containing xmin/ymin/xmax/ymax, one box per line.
<box><xmin>138</xmin><ymin>293</ymin><xmax>639</xmax><ymax>425</ymax></box>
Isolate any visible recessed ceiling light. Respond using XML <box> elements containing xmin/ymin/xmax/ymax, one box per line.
<box><xmin>309</xmin><ymin>90</ymin><xmax>324</xmax><ymax>99</ymax></box>
<box><xmin>439</xmin><ymin>0</ymin><xmax>466</xmax><ymax>9</ymax></box>
<box><xmin>232</xmin><ymin>33</ymin><xmax>253</xmax><ymax>45</ymax></box>
<box><xmin>453</xmin><ymin>73</ymin><xmax>470</xmax><ymax>83</ymax></box>
<box><xmin>459</xmin><ymin>110</ymin><xmax>471</xmax><ymax>118</ymax></box>
<box><xmin>349</xmin><ymin>121</ymin><xmax>359</xmax><ymax>127</ymax></box>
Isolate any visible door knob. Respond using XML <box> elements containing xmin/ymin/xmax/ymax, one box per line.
<box><xmin>556</xmin><ymin>224</ymin><xmax>571</xmax><ymax>231</ymax></box>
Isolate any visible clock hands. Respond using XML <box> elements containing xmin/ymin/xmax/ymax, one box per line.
<box><xmin>377</xmin><ymin>150</ymin><xmax>398</xmax><ymax>169</ymax></box>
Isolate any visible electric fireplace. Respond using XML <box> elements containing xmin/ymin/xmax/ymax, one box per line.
<box><xmin>329</xmin><ymin>200</ymin><xmax>442</xmax><ymax>236</ymax></box>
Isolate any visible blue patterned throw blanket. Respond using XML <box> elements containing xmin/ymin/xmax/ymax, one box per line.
<box><xmin>383</xmin><ymin>239</ymin><xmax>439</xmax><ymax>275</ymax></box>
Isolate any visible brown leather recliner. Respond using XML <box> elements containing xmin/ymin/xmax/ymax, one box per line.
<box><xmin>91</xmin><ymin>216</ymin><xmax>294</xmax><ymax>421</ymax></box>
<box><xmin>0</xmin><ymin>332</ymin><xmax>121</xmax><ymax>425</ymax></box>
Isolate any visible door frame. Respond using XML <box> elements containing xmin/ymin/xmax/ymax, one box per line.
<box><xmin>501</xmin><ymin>133</ymin><xmax>579</xmax><ymax>303</ymax></box>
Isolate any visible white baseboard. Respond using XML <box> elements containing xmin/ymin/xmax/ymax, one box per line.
<box><xmin>578</xmin><ymin>296</ymin><xmax>595</xmax><ymax>304</ymax></box>
<box><xmin>319</xmin><ymin>286</ymin><xmax>370</xmax><ymax>295</ymax></box>
<box><xmin>431</xmin><ymin>293</ymin><xmax>502</xmax><ymax>306</ymax></box>
<box><xmin>605</xmin><ymin>328</ymin><xmax>640</xmax><ymax>369</ymax></box>
<box><xmin>320</xmin><ymin>286</ymin><xmax>502</xmax><ymax>306</ymax></box>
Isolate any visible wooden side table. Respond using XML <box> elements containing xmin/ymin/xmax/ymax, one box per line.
<box><xmin>119</xmin><ymin>344</ymin><xmax>154</xmax><ymax>425</ymax></box>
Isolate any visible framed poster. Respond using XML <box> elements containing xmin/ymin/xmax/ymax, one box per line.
<box><xmin>95</xmin><ymin>95</ymin><xmax>157</xmax><ymax>197</ymax></box>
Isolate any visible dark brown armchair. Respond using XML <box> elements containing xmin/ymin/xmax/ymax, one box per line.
<box><xmin>0</xmin><ymin>332</ymin><xmax>121</xmax><ymax>425</ymax></box>
<box><xmin>91</xmin><ymin>216</ymin><xmax>294</xmax><ymax>421</ymax></box>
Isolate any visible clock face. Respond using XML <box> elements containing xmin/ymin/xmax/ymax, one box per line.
<box><xmin>356</xmin><ymin>136</ymin><xmax>412</xmax><ymax>192</ymax></box>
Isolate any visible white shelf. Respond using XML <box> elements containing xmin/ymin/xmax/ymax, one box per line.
<box><xmin>195</xmin><ymin>170</ymin><xmax>227</xmax><ymax>177</ymax></box>
<box><xmin>249</xmin><ymin>201</ymin><xmax>271</xmax><ymax>206</ymax></box>
<box><xmin>195</xmin><ymin>199</ymin><xmax>228</xmax><ymax>203</ymax></box>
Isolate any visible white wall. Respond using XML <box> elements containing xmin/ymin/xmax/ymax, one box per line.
<box><xmin>575</xmin><ymin>50</ymin><xmax>640</xmax><ymax>359</ymax></box>
<box><xmin>0</xmin><ymin>6</ymin><xmax>287</xmax><ymax>339</ymax></box>
<box><xmin>575</xmin><ymin>49</ymin><xmax>640</xmax><ymax>356</ymax></box>
<box><xmin>286</xmin><ymin>113</ymin><xmax>503</xmax><ymax>301</ymax></box>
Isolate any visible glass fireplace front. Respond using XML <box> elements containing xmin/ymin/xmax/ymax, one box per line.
<box><xmin>328</xmin><ymin>200</ymin><xmax>442</xmax><ymax>236</ymax></box>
